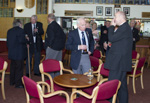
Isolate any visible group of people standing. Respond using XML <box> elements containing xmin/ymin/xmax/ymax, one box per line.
<box><xmin>7</xmin><ymin>11</ymin><xmax>140</xmax><ymax>103</ymax></box>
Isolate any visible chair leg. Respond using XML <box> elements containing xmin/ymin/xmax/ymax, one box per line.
<box><xmin>133</xmin><ymin>77</ymin><xmax>136</xmax><ymax>94</ymax></box>
<box><xmin>1</xmin><ymin>82</ymin><xmax>6</xmax><ymax>100</ymax></box>
<box><xmin>140</xmin><ymin>75</ymin><xmax>144</xmax><ymax>89</ymax></box>
<box><xmin>127</xmin><ymin>76</ymin><xmax>129</xmax><ymax>85</ymax></box>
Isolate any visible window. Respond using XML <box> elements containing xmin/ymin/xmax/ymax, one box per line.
<box><xmin>37</xmin><ymin>0</ymin><xmax>48</xmax><ymax>14</ymax></box>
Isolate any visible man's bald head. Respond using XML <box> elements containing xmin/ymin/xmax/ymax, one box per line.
<box><xmin>114</xmin><ymin>11</ymin><xmax>126</xmax><ymax>25</ymax></box>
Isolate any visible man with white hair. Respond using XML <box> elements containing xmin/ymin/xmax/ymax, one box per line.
<box><xmin>66</xmin><ymin>17</ymin><xmax>94</xmax><ymax>74</ymax></box>
<box><xmin>24</xmin><ymin>15</ymin><xmax>44</xmax><ymax>77</ymax></box>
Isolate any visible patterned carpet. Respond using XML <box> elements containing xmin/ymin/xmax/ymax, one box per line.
<box><xmin>0</xmin><ymin>66</ymin><xmax>150</xmax><ymax>103</ymax></box>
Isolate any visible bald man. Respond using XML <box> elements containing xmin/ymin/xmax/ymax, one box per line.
<box><xmin>66</xmin><ymin>18</ymin><xmax>94</xmax><ymax>74</ymax></box>
<box><xmin>104</xmin><ymin>11</ymin><xmax>132</xmax><ymax>103</ymax></box>
<box><xmin>130</xmin><ymin>20</ymin><xmax>140</xmax><ymax>50</ymax></box>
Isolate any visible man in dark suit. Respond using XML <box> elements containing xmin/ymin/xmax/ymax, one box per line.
<box><xmin>7</xmin><ymin>19</ymin><xmax>27</xmax><ymax>88</ymax></box>
<box><xmin>130</xmin><ymin>20</ymin><xmax>140</xmax><ymax>50</ymax></box>
<box><xmin>24</xmin><ymin>15</ymin><xmax>44</xmax><ymax>76</ymax></box>
<box><xmin>104</xmin><ymin>11</ymin><xmax>133</xmax><ymax>103</ymax></box>
<box><xmin>45</xmin><ymin>13</ymin><xmax>66</xmax><ymax>78</ymax></box>
<box><xmin>66</xmin><ymin>18</ymin><xmax>94</xmax><ymax>74</ymax></box>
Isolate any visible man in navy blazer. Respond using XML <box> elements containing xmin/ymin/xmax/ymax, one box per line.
<box><xmin>7</xmin><ymin>19</ymin><xmax>27</xmax><ymax>88</ymax></box>
<box><xmin>104</xmin><ymin>11</ymin><xmax>132</xmax><ymax>103</ymax></box>
<box><xmin>66</xmin><ymin>18</ymin><xmax>94</xmax><ymax>74</ymax></box>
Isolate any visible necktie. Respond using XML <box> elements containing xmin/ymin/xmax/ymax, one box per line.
<box><xmin>81</xmin><ymin>32</ymin><xmax>86</xmax><ymax>45</ymax></box>
<box><xmin>33</xmin><ymin>24</ymin><xmax>36</xmax><ymax>36</ymax></box>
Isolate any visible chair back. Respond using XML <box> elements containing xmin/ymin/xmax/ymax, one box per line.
<box><xmin>90</xmin><ymin>56</ymin><xmax>100</xmax><ymax>71</ymax></box>
<box><xmin>137</xmin><ymin>57</ymin><xmax>146</xmax><ymax>69</ymax></box>
<box><xmin>93</xmin><ymin>49</ymin><xmax>102</xmax><ymax>59</ymax></box>
<box><xmin>96</xmin><ymin>80</ymin><xmax>121</xmax><ymax>101</ymax></box>
<box><xmin>99</xmin><ymin>63</ymin><xmax>109</xmax><ymax>77</ymax></box>
<box><xmin>22</xmin><ymin>76</ymin><xmax>39</xmax><ymax>99</ymax></box>
<box><xmin>132</xmin><ymin>51</ymin><xmax>140</xmax><ymax>60</ymax></box>
<box><xmin>0</xmin><ymin>57</ymin><xmax>4</xmax><ymax>70</ymax></box>
<box><xmin>41</xmin><ymin>59</ymin><xmax>61</xmax><ymax>73</ymax></box>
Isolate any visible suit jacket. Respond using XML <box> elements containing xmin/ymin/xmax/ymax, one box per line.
<box><xmin>45</xmin><ymin>21</ymin><xmax>66</xmax><ymax>51</ymax></box>
<box><xmin>132</xmin><ymin>28</ymin><xmax>140</xmax><ymax>50</ymax></box>
<box><xmin>7</xmin><ymin>26</ymin><xmax>27</xmax><ymax>60</ymax></box>
<box><xmin>66</xmin><ymin>28</ymin><xmax>94</xmax><ymax>70</ymax></box>
<box><xmin>24</xmin><ymin>22</ymin><xmax>44</xmax><ymax>53</ymax></box>
<box><xmin>104</xmin><ymin>22</ymin><xmax>133</xmax><ymax>72</ymax></box>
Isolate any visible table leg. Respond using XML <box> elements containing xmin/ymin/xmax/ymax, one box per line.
<box><xmin>72</xmin><ymin>88</ymin><xmax>77</xmax><ymax>99</ymax></box>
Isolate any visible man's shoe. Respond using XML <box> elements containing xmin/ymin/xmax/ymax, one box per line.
<box><xmin>15</xmin><ymin>85</ymin><xmax>24</xmax><ymax>88</ymax></box>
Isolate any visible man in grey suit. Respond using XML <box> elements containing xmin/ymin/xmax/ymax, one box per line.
<box><xmin>104</xmin><ymin>11</ymin><xmax>132</xmax><ymax>103</ymax></box>
<box><xmin>66</xmin><ymin>18</ymin><xmax>94</xmax><ymax>74</ymax></box>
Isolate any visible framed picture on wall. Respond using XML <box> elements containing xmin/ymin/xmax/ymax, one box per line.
<box><xmin>96</xmin><ymin>6</ymin><xmax>103</xmax><ymax>16</ymax></box>
<box><xmin>123</xmin><ymin>7</ymin><xmax>130</xmax><ymax>16</ymax></box>
<box><xmin>105</xmin><ymin>7</ymin><xmax>112</xmax><ymax>16</ymax></box>
<box><xmin>114</xmin><ymin>8</ymin><xmax>121</xmax><ymax>15</ymax></box>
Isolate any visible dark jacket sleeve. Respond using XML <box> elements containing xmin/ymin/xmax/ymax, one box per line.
<box><xmin>133</xmin><ymin>28</ymin><xmax>140</xmax><ymax>42</ymax></box>
<box><xmin>108</xmin><ymin>26</ymin><xmax>127</xmax><ymax>43</ymax></box>
<box><xmin>88</xmin><ymin>29</ymin><xmax>94</xmax><ymax>53</ymax></box>
<box><xmin>38</xmin><ymin>23</ymin><xmax>44</xmax><ymax>35</ymax></box>
<box><xmin>17</xmin><ymin>29</ymin><xmax>26</xmax><ymax>44</ymax></box>
<box><xmin>66</xmin><ymin>32</ymin><xmax>78</xmax><ymax>51</ymax></box>
<box><xmin>47</xmin><ymin>25</ymin><xmax>55</xmax><ymax>47</ymax></box>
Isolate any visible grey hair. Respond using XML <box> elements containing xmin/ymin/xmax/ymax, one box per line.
<box><xmin>31</xmin><ymin>15</ymin><xmax>37</xmax><ymax>20</ymax></box>
<box><xmin>48</xmin><ymin>13</ymin><xmax>55</xmax><ymax>20</ymax></box>
<box><xmin>77</xmin><ymin>17</ymin><xmax>85</xmax><ymax>25</ymax></box>
<box><xmin>13</xmin><ymin>19</ymin><xmax>22</xmax><ymax>27</ymax></box>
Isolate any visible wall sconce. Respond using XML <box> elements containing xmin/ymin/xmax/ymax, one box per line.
<box><xmin>16</xmin><ymin>9</ymin><xmax>24</xmax><ymax>13</ymax></box>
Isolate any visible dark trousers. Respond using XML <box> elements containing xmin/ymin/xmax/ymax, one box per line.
<box><xmin>26</xmin><ymin>44</ymin><xmax>41</xmax><ymax>74</ymax></box>
<box><xmin>10</xmin><ymin>60</ymin><xmax>24</xmax><ymax>87</ymax></box>
<box><xmin>108</xmin><ymin>70</ymin><xmax>128</xmax><ymax>103</ymax></box>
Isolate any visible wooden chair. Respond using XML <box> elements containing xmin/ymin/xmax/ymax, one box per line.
<box><xmin>0</xmin><ymin>57</ymin><xmax>8</xmax><ymax>100</ymax></box>
<box><xmin>132</xmin><ymin>50</ymin><xmax>140</xmax><ymax>63</ymax></box>
<box><xmin>127</xmin><ymin>57</ymin><xmax>146</xmax><ymax>94</ymax></box>
<box><xmin>93</xmin><ymin>49</ymin><xmax>106</xmax><ymax>62</ymax></box>
<box><xmin>71</xmin><ymin>80</ymin><xmax>121</xmax><ymax>103</ymax></box>
<box><xmin>39</xmin><ymin>59</ymin><xmax>73</xmax><ymax>92</ymax></box>
<box><xmin>22</xmin><ymin>76</ymin><xmax>69</xmax><ymax>103</ymax></box>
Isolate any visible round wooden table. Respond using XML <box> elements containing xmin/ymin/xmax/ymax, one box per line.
<box><xmin>54</xmin><ymin>74</ymin><xmax>97</xmax><ymax>98</ymax></box>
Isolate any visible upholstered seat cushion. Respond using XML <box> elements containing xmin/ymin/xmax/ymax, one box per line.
<box><xmin>82</xmin><ymin>82</ymin><xmax>99</xmax><ymax>95</ymax></box>
<box><xmin>46</xmin><ymin>80</ymin><xmax>66</xmax><ymax>91</ymax></box>
<box><xmin>30</xmin><ymin>95</ymin><xmax>67</xmax><ymax>103</ymax></box>
<box><xmin>128</xmin><ymin>70</ymin><xmax>141</xmax><ymax>75</ymax></box>
<box><xmin>74</xmin><ymin>96</ymin><xmax>110</xmax><ymax>103</ymax></box>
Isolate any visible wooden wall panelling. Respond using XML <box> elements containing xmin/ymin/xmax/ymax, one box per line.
<box><xmin>37</xmin><ymin>14</ymin><xmax>48</xmax><ymax>40</ymax></box>
<box><xmin>0</xmin><ymin>17</ymin><xmax>14</xmax><ymax>38</ymax></box>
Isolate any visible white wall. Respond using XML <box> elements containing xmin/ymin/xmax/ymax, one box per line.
<box><xmin>14</xmin><ymin>0</ymin><xmax>150</xmax><ymax>19</ymax></box>
<box><xmin>15</xmin><ymin>0</ymin><xmax>36</xmax><ymax>17</ymax></box>
<box><xmin>53</xmin><ymin>4</ymin><xmax>150</xmax><ymax>19</ymax></box>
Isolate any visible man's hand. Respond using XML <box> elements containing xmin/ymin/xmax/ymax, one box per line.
<box><xmin>79</xmin><ymin>45</ymin><xmax>87</xmax><ymax>50</ymax></box>
<box><xmin>133</xmin><ymin>38</ymin><xmax>135</xmax><ymax>41</ymax></box>
<box><xmin>88</xmin><ymin>51</ymin><xmax>91</xmax><ymax>55</ymax></box>
<box><xmin>111</xmin><ymin>19</ymin><xmax>116</xmax><ymax>26</ymax></box>
<box><xmin>27</xmin><ymin>44</ymin><xmax>29</xmax><ymax>48</ymax></box>
<box><xmin>103</xmin><ymin>30</ymin><xmax>107</xmax><ymax>34</ymax></box>
<box><xmin>34</xmin><ymin>28</ymin><xmax>38</xmax><ymax>33</ymax></box>
<box><xmin>103</xmin><ymin>42</ymin><xmax>108</xmax><ymax>50</ymax></box>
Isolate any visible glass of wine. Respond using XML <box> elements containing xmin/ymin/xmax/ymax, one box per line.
<box><xmin>87</xmin><ymin>68</ymin><xmax>93</xmax><ymax>84</ymax></box>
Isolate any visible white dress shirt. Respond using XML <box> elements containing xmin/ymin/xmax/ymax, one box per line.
<box><xmin>32</xmin><ymin>23</ymin><xmax>36</xmax><ymax>43</ymax></box>
<box><xmin>78</xmin><ymin>28</ymin><xmax>89</xmax><ymax>52</ymax></box>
